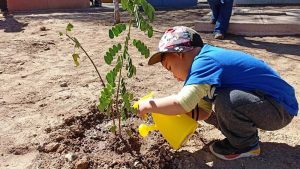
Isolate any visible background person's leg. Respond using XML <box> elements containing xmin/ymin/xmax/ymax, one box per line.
<box><xmin>214</xmin><ymin>0</ymin><xmax>233</xmax><ymax>35</ymax></box>
<box><xmin>207</xmin><ymin>0</ymin><xmax>221</xmax><ymax>24</ymax></box>
<box><xmin>213</xmin><ymin>89</ymin><xmax>293</xmax><ymax>149</ymax></box>
<box><xmin>0</xmin><ymin>0</ymin><xmax>8</xmax><ymax>12</ymax></box>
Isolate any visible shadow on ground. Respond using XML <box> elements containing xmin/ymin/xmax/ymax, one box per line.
<box><xmin>172</xmin><ymin>142</ymin><xmax>300</xmax><ymax>169</ymax></box>
<box><xmin>228</xmin><ymin>36</ymin><xmax>300</xmax><ymax>57</ymax></box>
<box><xmin>0</xmin><ymin>14</ymin><xmax>28</xmax><ymax>32</ymax></box>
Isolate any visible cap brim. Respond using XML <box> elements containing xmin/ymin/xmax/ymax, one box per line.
<box><xmin>148</xmin><ymin>52</ymin><xmax>164</xmax><ymax>65</ymax></box>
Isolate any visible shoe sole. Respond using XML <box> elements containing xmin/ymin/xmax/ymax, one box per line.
<box><xmin>209</xmin><ymin>144</ymin><xmax>260</xmax><ymax>160</ymax></box>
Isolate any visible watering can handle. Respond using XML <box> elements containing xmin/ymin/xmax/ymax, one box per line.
<box><xmin>132</xmin><ymin>92</ymin><xmax>154</xmax><ymax>119</ymax></box>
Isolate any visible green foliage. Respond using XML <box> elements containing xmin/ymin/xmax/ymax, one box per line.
<box><xmin>72</xmin><ymin>53</ymin><xmax>80</xmax><ymax>66</ymax></box>
<box><xmin>109</xmin><ymin>125</ymin><xmax>117</xmax><ymax>133</ymax></box>
<box><xmin>104</xmin><ymin>44</ymin><xmax>122</xmax><ymax>65</ymax></box>
<box><xmin>62</xmin><ymin>0</ymin><xmax>155</xmax><ymax>135</ymax></box>
<box><xmin>98</xmin><ymin>84</ymin><xmax>115</xmax><ymax>112</ymax></box>
<box><xmin>133</xmin><ymin>39</ymin><xmax>150</xmax><ymax>58</ymax></box>
<box><xmin>66</xmin><ymin>23</ymin><xmax>74</xmax><ymax>32</ymax></box>
<box><xmin>109</xmin><ymin>24</ymin><xmax>127</xmax><ymax>39</ymax></box>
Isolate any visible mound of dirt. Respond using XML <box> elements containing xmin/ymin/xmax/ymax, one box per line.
<box><xmin>31</xmin><ymin>106</ymin><xmax>176</xmax><ymax>169</ymax></box>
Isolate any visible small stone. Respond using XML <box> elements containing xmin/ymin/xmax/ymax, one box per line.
<box><xmin>60</xmin><ymin>82</ymin><xmax>68</xmax><ymax>87</ymax></box>
<box><xmin>65</xmin><ymin>152</ymin><xmax>77</xmax><ymax>162</ymax></box>
<box><xmin>75</xmin><ymin>157</ymin><xmax>89</xmax><ymax>169</ymax></box>
<box><xmin>55</xmin><ymin>135</ymin><xmax>65</xmax><ymax>142</ymax></box>
<box><xmin>40</xmin><ymin>26</ymin><xmax>47</xmax><ymax>31</ymax></box>
<box><xmin>21</xmin><ymin>75</ymin><xmax>27</xmax><ymax>78</ymax></box>
<box><xmin>33</xmin><ymin>134</ymin><xmax>37</xmax><ymax>137</ymax></box>
<box><xmin>206</xmin><ymin>161</ymin><xmax>213</xmax><ymax>167</ymax></box>
<box><xmin>138</xmin><ymin>63</ymin><xmax>144</xmax><ymax>66</ymax></box>
<box><xmin>45</xmin><ymin>128</ymin><xmax>51</xmax><ymax>133</ymax></box>
<box><xmin>56</xmin><ymin>144</ymin><xmax>66</xmax><ymax>153</ymax></box>
<box><xmin>0</xmin><ymin>71</ymin><xmax>3</xmax><ymax>74</ymax></box>
<box><xmin>44</xmin><ymin>47</ymin><xmax>50</xmax><ymax>51</ymax></box>
<box><xmin>43</xmin><ymin>142</ymin><xmax>60</xmax><ymax>153</ymax></box>
<box><xmin>134</xmin><ymin>161</ymin><xmax>139</xmax><ymax>167</ymax></box>
<box><xmin>39</xmin><ymin>103</ymin><xmax>47</xmax><ymax>107</ymax></box>
<box><xmin>1</xmin><ymin>153</ymin><xmax>3</xmax><ymax>156</ymax></box>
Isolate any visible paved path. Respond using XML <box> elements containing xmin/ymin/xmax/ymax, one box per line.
<box><xmin>195</xmin><ymin>6</ymin><xmax>300</xmax><ymax>36</ymax></box>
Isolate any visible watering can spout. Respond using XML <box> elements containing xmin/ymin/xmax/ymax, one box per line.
<box><xmin>138</xmin><ymin>124</ymin><xmax>158</xmax><ymax>138</ymax></box>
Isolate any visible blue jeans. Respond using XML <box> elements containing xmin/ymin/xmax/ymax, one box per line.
<box><xmin>207</xmin><ymin>0</ymin><xmax>233</xmax><ymax>34</ymax></box>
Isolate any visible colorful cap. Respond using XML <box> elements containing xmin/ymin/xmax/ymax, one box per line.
<box><xmin>148</xmin><ymin>26</ymin><xmax>203</xmax><ymax>65</ymax></box>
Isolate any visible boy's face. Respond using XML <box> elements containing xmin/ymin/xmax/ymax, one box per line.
<box><xmin>161</xmin><ymin>53</ymin><xmax>188</xmax><ymax>82</ymax></box>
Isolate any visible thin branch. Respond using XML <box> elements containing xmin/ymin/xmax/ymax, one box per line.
<box><xmin>65</xmin><ymin>33</ymin><xmax>106</xmax><ymax>88</ymax></box>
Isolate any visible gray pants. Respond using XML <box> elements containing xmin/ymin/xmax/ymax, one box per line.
<box><xmin>210</xmin><ymin>89</ymin><xmax>293</xmax><ymax>149</ymax></box>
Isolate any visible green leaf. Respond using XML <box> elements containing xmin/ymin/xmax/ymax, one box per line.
<box><xmin>109</xmin><ymin>47</ymin><xmax>115</xmax><ymax>55</ymax></box>
<box><xmin>127</xmin><ymin>0</ymin><xmax>134</xmax><ymax>12</ymax></box>
<box><xmin>106</xmin><ymin>70</ymin><xmax>116</xmax><ymax>87</ymax></box>
<box><xmin>140</xmin><ymin>19</ymin><xmax>146</xmax><ymax>31</ymax></box>
<box><xmin>121</xmin><ymin>0</ymin><xmax>128</xmax><ymax>10</ymax></box>
<box><xmin>132</xmin><ymin>39</ymin><xmax>150</xmax><ymax>58</ymax></box>
<box><xmin>133</xmin><ymin>39</ymin><xmax>137</xmax><ymax>46</ymax></box>
<box><xmin>104</xmin><ymin>52</ymin><xmax>113</xmax><ymax>64</ymax></box>
<box><xmin>145</xmin><ymin>48</ymin><xmax>150</xmax><ymax>58</ymax></box>
<box><xmin>66</xmin><ymin>23</ymin><xmax>74</xmax><ymax>32</ymax></box>
<box><xmin>147</xmin><ymin>4</ymin><xmax>155</xmax><ymax>22</ymax></box>
<box><xmin>113</xmin><ymin>45</ymin><xmax>119</xmax><ymax>53</ymax></box>
<box><xmin>127</xmin><ymin>65</ymin><xmax>136</xmax><ymax>78</ymax></box>
<box><xmin>109</xmin><ymin>29</ymin><xmax>114</xmax><ymax>39</ymax></box>
<box><xmin>115</xmin><ymin>59</ymin><xmax>122</xmax><ymax>72</ymax></box>
<box><xmin>147</xmin><ymin>26</ymin><xmax>153</xmax><ymax>38</ymax></box>
<box><xmin>109</xmin><ymin>125</ymin><xmax>117</xmax><ymax>133</ymax></box>
<box><xmin>126</xmin><ymin>129</ymin><xmax>133</xmax><ymax>137</ymax></box>
<box><xmin>59</xmin><ymin>32</ymin><xmax>63</xmax><ymax>36</ymax></box>
<box><xmin>112</xmin><ymin>27</ymin><xmax>119</xmax><ymax>37</ymax></box>
<box><xmin>72</xmin><ymin>53</ymin><xmax>80</xmax><ymax>66</ymax></box>
<box><xmin>117</xmin><ymin>43</ymin><xmax>122</xmax><ymax>50</ymax></box>
<box><xmin>98</xmin><ymin>84</ymin><xmax>114</xmax><ymax>112</ymax></box>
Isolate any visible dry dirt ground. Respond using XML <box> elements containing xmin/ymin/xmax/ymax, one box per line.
<box><xmin>0</xmin><ymin>7</ymin><xmax>300</xmax><ymax>169</ymax></box>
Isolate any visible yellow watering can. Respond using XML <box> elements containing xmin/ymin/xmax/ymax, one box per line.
<box><xmin>133</xmin><ymin>92</ymin><xmax>198</xmax><ymax>150</ymax></box>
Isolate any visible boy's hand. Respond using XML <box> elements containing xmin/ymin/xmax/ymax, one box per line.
<box><xmin>137</xmin><ymin>99</ymin><xmax>151</xmax><ymax>119</ymax></box>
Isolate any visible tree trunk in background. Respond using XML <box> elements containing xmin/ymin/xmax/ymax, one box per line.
<box><xmin>113</xmin><ymin>0</ymin><xmax>120</xmax><ymax>24</ymax></box>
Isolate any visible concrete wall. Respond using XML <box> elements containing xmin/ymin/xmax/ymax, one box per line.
<box><xmin>8</xmin><ymin>0</ymin><xmax>90</xmax><ymax>12</ymax></box>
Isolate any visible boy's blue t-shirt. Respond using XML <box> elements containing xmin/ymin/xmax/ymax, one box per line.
<box><xmin>184</xmin><ymin>44</ymin><xmax>298</xmax><ymax>116</ymax></box>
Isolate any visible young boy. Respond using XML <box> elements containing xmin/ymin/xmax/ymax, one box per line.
<box><xmin>137</xmin><ymin>26</ymin><xmax>298</xmax><ymax>160</ymax></box>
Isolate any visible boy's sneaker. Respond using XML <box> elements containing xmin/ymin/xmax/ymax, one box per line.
<box><xmin>209</xmin><ymin>138</ymin><xmax>260</xmax><ymax>160</ymax></box>
<box><xmin>214</xmin><ymin>33</ymin><xmax>224</xmax><ymax>40</ymax></box>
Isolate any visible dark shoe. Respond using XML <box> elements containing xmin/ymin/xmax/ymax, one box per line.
<box><xmin>214</xmin><ymin>33</ymin><xmax>224</xmax><ymax>40</ymax></box>
<box><xmin>210</xmin><ymin>19</ymin><xmax>216</xmax><ymax>24</ymax></box>
<box><xmin>209</xmin><ymin>139</ymin><xmax>260</xmax><ymax>160</ymax></box>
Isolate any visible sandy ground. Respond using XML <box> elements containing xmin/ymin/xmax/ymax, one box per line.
<box><xmin>0</xmin><ymin>7</ymin><xmax>299</xmax><ymax>169</ymax></box>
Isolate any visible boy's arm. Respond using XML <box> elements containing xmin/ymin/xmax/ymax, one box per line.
<box><xmin>138</xmin><ymin>95</ymin><xmax>187</xmax><ymax>117</ymax></box>
<box><xmin>138</xmin><ymin>84</ymin><xmax>211</xmax><ymax>118</ymax></box>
